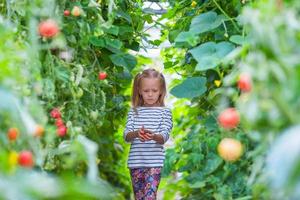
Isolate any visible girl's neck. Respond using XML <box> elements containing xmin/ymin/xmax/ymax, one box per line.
<box><xmin>142</xmin><ymin>102</ymin><xmax>160</xmax><ymax>107</ymax></box>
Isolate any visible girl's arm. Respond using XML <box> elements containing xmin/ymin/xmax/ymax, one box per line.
<box><xmin>152</xmin><ymin>134</ymin><xmax>164</xmax><ymax>145</ymax></box>
<box><xmin>125</xmin><ymin>126</ymin><xmax>149</xmax><ymax>142</ymax></box>
<box><xmin>143</xmin><ymin>129</ymin><xmax>164</xmax><ymax>145</ymax></box>
<box><xmin>125</xmin><ymin>130</ymin><xmax>139</xmax><ymax>142</ymax></box>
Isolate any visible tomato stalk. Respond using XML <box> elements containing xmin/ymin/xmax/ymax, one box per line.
<box><xmin>212</xmin><ymin>0</ymin><xmax>240</xmax><ymax>33</ymax></box>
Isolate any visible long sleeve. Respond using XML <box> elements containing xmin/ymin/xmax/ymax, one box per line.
<box><xmin>159</xmin><ymin>108</ymin><xmax>173</xmax><ymax>143</ymax></box>
<box><xmin>123</xmin><ymin>108</ymin><xmax>134</xmax><ymax>143</ymax></box>
<box><xmin>126</xmin><ymin>107</ymin><xmax>171</xmax><ymax>169</ymax></box>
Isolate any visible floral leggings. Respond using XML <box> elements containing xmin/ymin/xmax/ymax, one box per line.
<box><xmin>130</xmin><ymin>167</ymin><xmax>162</xmax><ymax>200</ymax></box>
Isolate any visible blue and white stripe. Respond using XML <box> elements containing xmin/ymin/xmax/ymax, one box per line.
<box><xmin>123</xmin><ymin>107</ymin><xmax>173</xmax><ymax>168</ymax></box>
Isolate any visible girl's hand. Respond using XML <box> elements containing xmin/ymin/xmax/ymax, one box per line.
<box><xmin>137</xmin><ymin>126</ymin><xmax>153</xmax><ymax>142</ymax></box>
<box><xmin>143</xmin><ymin>129</ymin><xmax>154</xmax><ymax>135</ymax></box>
<box><xmin>143</xmin><ymin>129</ymin><xmax>155</xmax><ymax>141</ymax></box>
<box><xmin>137</xmin><ymin>125</ymin><xmax>146</xmax><ymax>142</ymax></box>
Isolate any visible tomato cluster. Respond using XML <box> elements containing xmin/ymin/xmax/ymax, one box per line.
<box><xmin>217</xmin><ymin>73</ymin><xmax>252</xmax><ymax>162</ymax></box>
<box><xmin>50</xmin><ymin>108</ymin><xmax>67</xmax><ymax>137</ymax></box>
<box><xmin>6</xmin><ymin>127</ymin><xmax>35</xmax><ymax>168</ymax></box>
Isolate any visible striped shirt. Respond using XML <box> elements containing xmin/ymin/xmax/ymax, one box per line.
<box><xmin>123</xmin><ymin>106</ymin><xmax>173</xmax><ymax>169</ymax></box>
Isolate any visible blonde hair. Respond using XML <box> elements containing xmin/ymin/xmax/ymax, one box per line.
<box><xmin>131</xmin><ymin>68</ymin><xmax>166</xmax><ymax>113</ymax></box>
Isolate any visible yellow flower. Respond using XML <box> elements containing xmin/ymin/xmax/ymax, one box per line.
<box><xmin>191</xmin><ymin>1</ymin><xmax>197</xmax><ymax>8</ymax></box>
<box><xmin>8</xmin><ymin>151</ymin><xmax>19</xmax><ymax>167</ymax></box>
<box><xmin>214</xmin><ymin>80</ymin><xmax>221</xmax><ymax>87</ymax></box>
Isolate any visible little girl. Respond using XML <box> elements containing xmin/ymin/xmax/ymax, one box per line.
<box><xmin>123</xmin><ymin>68</ymin><xmax>173</xmax><ymax>200</ymax></box>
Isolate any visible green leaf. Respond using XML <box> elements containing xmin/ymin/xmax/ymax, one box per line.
<box><xmin>89</xmin><ymin>36</ymin><xmax>123</xmax><ymax>50</ymax></box>
<box><xmin>119</xmin><ymin>26</ymin><xmax>134</xmax><ymax>35</ymax></box>
<box><xmin>144</xmin><ymin>14</ymin><xmax>153</xmax><ymax>23</ymax></box>
<box><xmin>67</xmin><ymin>35</ymin><xmax>77</xmax><ymax>44</ymax></box>
<box><xmin>203</xmin><ymin>154</ymin><xmax>223</xmax><ymax>175</ymax></box>
<box><xmin>164</xmin><ymin>61</ymin><xmax>173</xmax><ymax>69</ymax></box>
<box><xmin>43</xmin><ymin>78</ymin><xmax>55</xmax><ymax>100</ymax></box>
<box><xmin>136</xmin><ymin>55</ymin><xmax>152</xmax><ymax>65</ymax></box>
<box><xmin>175</xmin><ymin>31</ymin><xmax>198</xmax><ymax>47</ymax></box>
<box><xmin>170</xmin><ymin>77</ymin><xmax>207</xmax><ymax>99</ymax></box>
<box><xmin>102</xmin><ymin>25</ymin><xmax>119</xmax><ymax>36</ymax></box>
<box><xmin>204</xmin><ymin>115</ymin><xmax>218</xmax><ymax>132</ymax></box>
<box><xmin>89</xmin><ymin>36</ymin><xmax>105</xmax><ymax>47</ymax></box>
<box><xmin>55</xmin><ymin>67</ymin><xmax>70</xmax><ymax>83</ymax></box>
<box><xmin>229</xmin><ymin>35</ymin><xmax>248</xmax><ymax>45</ymax></box>
<box><xmin>104</xmin><ymin>38</ymin><xmax>123</xmax><ymax>49</ymax></box>
<box><xmin>191</xmin><ymin>152</ymin><xmax>204</xmax><ymax>165</ymax></box>
<box><xmin>109</xmin><ymin>53</ymin><xmax>137</xmax><ymax>71</ymax></box>
<box><xmin>168</xmin><ymin>29</ymin><xmax>181</xmax><ymax>43</ymax></box>
<box><xmin>189</xmin><ymin>11</ymin><xmax>224</xmax><ymax>34</ymax></box>
<box><xmin>150</xmin><ymin>39</ymin><xmax>162</xmax><ymax>46</ymax></box>
<box><xmin>189</xmin><ymin>41</ymin><xmax>235</xmax><ymax>71</ymax></box>
<box><xmin>189</xmin><ymin>181</ymin><xmax>206</xmax><ymax>189</ymax></box>
<box><xmin>125</xmin><ymin>41</ymin><xmax>140</xmax><ymax>51</ymax></box>
<box><xmin>116</xmin><ymin>10</ymin><xmax>132</xmax><ymax>23</ymax></box>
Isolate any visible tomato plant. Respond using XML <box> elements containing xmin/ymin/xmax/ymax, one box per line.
<box><xmin>1</xmin><ymin>0</ymin><xmax>299</xmax><ymax>199</ymax></box>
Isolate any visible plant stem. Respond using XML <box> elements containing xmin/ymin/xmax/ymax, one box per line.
<box><xmin>5</xmin><ymin>0</ymin><xmax>11</xmax><ymax>18</ymax></box>
<box><xmin>212</xmin><ymin>0</ymin><xmax>240</xmax><ymax>33</ymax></box>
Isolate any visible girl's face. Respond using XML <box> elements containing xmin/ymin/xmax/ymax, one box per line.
<box><xmin>140</xmin><ymin>78</ymin><xmax>161</xmax><ymax>106</ymax></box>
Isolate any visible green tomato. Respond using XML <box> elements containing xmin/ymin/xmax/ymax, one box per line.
<box><xmin>75</xmin><ymin>88</ymin><xmax>83</xmax><ymax>98</ymax></box>
<box><xmin>90</xmin><ymin>110</ymin><xmax>99</xmax><ymax>120</ymax></box>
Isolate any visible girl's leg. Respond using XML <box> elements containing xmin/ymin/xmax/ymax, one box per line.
<box><xmin>130</xmin><ymin>168</ymin><xmax>145</xmax><ymax>200</ymax></box>
<box><xmin>143</xmin><ymin>167</ymin><xmax>162</xmax><ymax>200</ymax></box>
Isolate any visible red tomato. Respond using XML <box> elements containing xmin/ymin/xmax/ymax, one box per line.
<box><xmin>55</xmin><ymin>118</ymin><xmax>64</xmax><ymax>127</ymax></box>
<box><xmin>218</xmin><ymin>108</ymin><xmax>240</xmax><ymax>129</ymax></box>
<box><xmin>218</xmin><ymin>138</ymin><xmax>243</xmax><ymax>162</ymax></box>
<box><xmin>7</xmin><ymin>127</ymin><xmax>19</xmax><ymax>141</ymax></box>
<box><xmin>237</xmin><ymin>73</ymin><xmax>252</xmax><ymax>92</ymax></box>
<box><xmin>57</xmin><ymin>125</ymin><xmax>67</xmax><ymax>137</ymax></box>
<box><xmin>18</xmin><ymin>151</ymin><xmax>34</xmax><ymax>168</ymax></box>
<box><xmin>98</xmin><ymin>72</ymin><xmax>107</xmax><ymax>80</ymax></box>
<box><xmin>38</xmin><ymin>19</ymin><xmax>59</xmax><ymax>38</ymax></box>
<box><xmin>50</xmin><ymin>108</ymin><xmax>61</xmax><ymax>119</ymax></box>
<box><xmin>64</xmin><ymin>10</ymin><xmax>70</xmax><ymax>16</ymax></box>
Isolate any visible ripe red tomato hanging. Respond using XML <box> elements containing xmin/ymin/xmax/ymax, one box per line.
<box><xmin>64</xmin><ymin>10</ymin><xmax>70</xmax><ymax>16</ymax></box>
<box><xmin>98</xmin><ymin>72</ymin><xmax>107</xmax><ymax>80</ymax></box>
<box><xmin>18</xmin><ymin>151</ymin><xmax>34</xmax><ymax>168</ymax></box>
<box><xmin>55</xmin><ymin>118</ymin><xmax>64</xmax><ymax>127</ymax></box>
<box><xmin>237</xmin><ymin>73</ymin><xmax>252</xmax><ymax>92</ymax></box>
<box><xmin>38</xmin><ymin>19</ymin><xmax>59</xmax><ymax>38</ymax></box>
<box><xmin>57</xmin><ymin>125</ymin><xmax>67</xmax><ymax>137</ymax></box>
<box><xmin>218</xmin><ymin>108</ymin><xmax>240</xmax><ymax>129</ymax></box>
<box><xmin>7</xmin><ymin>127</ymin><xmax>19</xmax><ymax>141</ymax></box>
<box><xmin>50</xmin><ymin>108</ymin><xmax>61</xmax><ymax>119</ymax></box>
